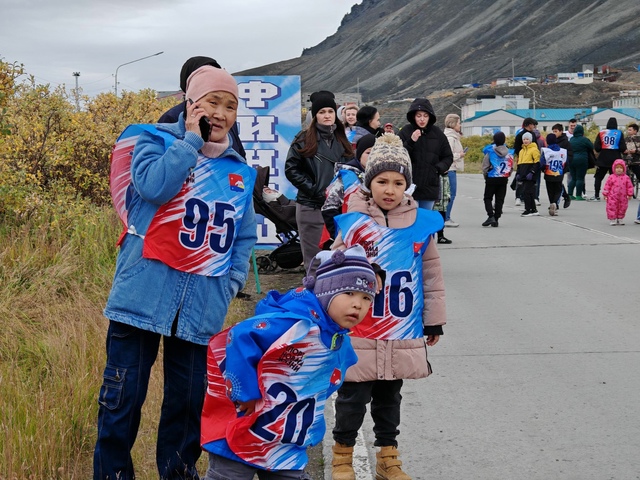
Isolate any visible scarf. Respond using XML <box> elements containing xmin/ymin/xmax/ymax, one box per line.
<box><xmin>317</xmin><ymin>123</ymin><xmax>336</xmax><ymax>147</ymax></box>
<box><xmin>201</xmin><ymin>135</ymin><xmax>229</xmax><ymax>159</ymax></box>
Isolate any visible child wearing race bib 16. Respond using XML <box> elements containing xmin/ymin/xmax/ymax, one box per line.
<box><xmin>330</xmin><ymin>133</ymin><xmax>447</xmax><ymax>480</ymax></box>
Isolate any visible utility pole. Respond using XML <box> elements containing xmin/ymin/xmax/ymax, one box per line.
<box><xmin>72</xmin><ymin>72</ymin><xmax>80</xmax><ymax>111</ymax></box>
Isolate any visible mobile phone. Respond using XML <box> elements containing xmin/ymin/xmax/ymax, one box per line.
<box><xmin>463</xmin><ymin>147</ymin><xmax>469</xmax><ymax>153</ymax></box>
<box><xmin>188</xmin><ymin>98</ymin><xmax>212</xmax><ymax>141</ymax></box>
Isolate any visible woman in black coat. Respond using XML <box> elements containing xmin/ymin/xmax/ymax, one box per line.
<box><xmin>399</xmin><ymin>98</ymin><xmax>453</xmax><ymax>242</ymax></box>
<box><xmin>285</xmin><ymin>92</ymin><xmax>354</xmax><ymax>269</ymax></box>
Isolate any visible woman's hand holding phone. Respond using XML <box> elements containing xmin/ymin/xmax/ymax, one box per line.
<box><xmin>186</xmin><ymin>98</ymin><xmax>212</xmax><ymax>141</ymax></box>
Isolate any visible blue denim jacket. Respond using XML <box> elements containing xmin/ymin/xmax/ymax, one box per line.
<box><xmin>104</xmin><ymin>116</ymin><xmax>257</xmax><ymax>345</ymax></box>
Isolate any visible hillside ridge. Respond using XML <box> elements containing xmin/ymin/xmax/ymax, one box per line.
<box><xmin>238</xmin><ymin>0</ymin><xmax>640</xmax><ymax>104</ymax></box>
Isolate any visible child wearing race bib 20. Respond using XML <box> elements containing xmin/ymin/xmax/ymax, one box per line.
<box><xmin>201</xmin><ymin>246</ymin><xmax>378</xmax><ymax>479</ymax></box>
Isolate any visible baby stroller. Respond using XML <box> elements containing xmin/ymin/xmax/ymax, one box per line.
<box><xmin>252</xmin><ymin>166</ymin><xmax>303</xmax><ymax>272</ymax></box>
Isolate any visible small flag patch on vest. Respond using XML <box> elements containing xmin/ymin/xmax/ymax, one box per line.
<box><xmin>413</xmin><ymin>242</ymin><xmax>424</xmax><ymax>254</ymax></box>
<box><xmin>229</xmin><ymin>173</ymin><xmax>245</xmax><ymax>192</ymax></box>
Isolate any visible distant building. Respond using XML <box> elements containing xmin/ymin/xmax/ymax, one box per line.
<box><xmin>582</xmin><ymin>108</ymin><xmax>640</xmax><ymax>129</ymax></box>
<box><xmin>462</xmin><ymin>108</ymin><xmax>596</xmax><ymax>137</ymax></box>
<box><xmin>157</xmin><ymin>90</ymin><xmax>182</xmax><ymax>101</ymax></box>
<box><xmin>494</xmin><ymin>76</ymin><xmax>538</xmax><ymax>86</ymax></box>
<box><xmin>556</xmin><ymin>70</ymin><xmax>594</xmax><ymax>84</ymax></box>
<box><xmin>613</xmin><ymin>91</ymin><xmax>640</xmax><ymax>108</ymax></box>
<box><xmin>461</xmin><ymin>95</ymin><xmax>529</xmax><ymax>121</ymax></box>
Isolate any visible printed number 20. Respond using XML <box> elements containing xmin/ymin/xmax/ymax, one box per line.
<box><xmin>181</xmin><ymin>199</ymin><xmax>235</xmax><ymax>253</ymax></box>
<box><xmin>251</xmin><ymin>382</ymin><xmax>316</xmax><ymax>446</ymax></box>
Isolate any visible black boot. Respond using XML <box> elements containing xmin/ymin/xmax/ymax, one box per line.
<box><xmin>482</xmin><ymin>216</ymin><xmax>496</xmax><ymax>227</ymax></box>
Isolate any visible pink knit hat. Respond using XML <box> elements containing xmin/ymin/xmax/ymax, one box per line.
<box><xmin>185</xmin><ymin>65</ymin><xmax>238</xmax><ymax>103</ymax></box>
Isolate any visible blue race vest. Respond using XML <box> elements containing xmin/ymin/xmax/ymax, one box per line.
<box><xmin>335</xmin><ymin>209</ymin><xmax>442</xmax><ymax>340</ymax></box>
<box><xmin>487</xmin><ymin>149</ymin><xmax>514</xmax><ymax>178</ymax></box>
<box><xmin>598</xmin><ymin>129</ymin><xmax>622</xmax><ymax>150</ymax></box>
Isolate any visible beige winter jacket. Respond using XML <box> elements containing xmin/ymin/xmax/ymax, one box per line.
<box><xmin>332</xmin><ymin>189</ymin><xmax>446</xmax><ymax>381</ymax></box>
<box><xmin>444</xmin><ymin>127</ymin><xmax>464</xmax><ymax>172</ymax></box>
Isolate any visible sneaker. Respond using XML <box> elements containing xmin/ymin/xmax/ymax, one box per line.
<box><xmin>587</xmin><ymin>196</ymin><xmax>601</xmax><ymax>202</ymax></box>
<box><xmin>482</xmin><ymin>216</ymin><xmax>496</xmax><ymax>227</ymax></box>
<box><xmin>610</xmin><ymin>220</ymin><xmax>617</xmax><ymax>226</ymax></box>
<box><xmin>521</xmin><ymin>210</ymin><xmax>538</xmax><ymax>217</ymax></box>
<box><xmin>634</xmin><ymin>218</ymin><xmax>640</xmax><ymax>224</ymax></box>
<box><xmin>563</xmin><ymin>196</ymin><xmax>571</xmax><ymax>208</ymax></box>
<box><xmin>535</xmin><ymin>199</ymin><xmax>541</xmax><ymax>206</ymax></box>
<box><xmin>574</xmin><ymin>195</ymin><xmax>586</xmax><ymax>201</ymax></box>
<box><xmin>515</xmin><ymin>198</ymin><xmax>522</xmax><ymax>206</ymax></box>
<box><xmin>444</xmin><ymin>219</ymin><xmax>459</xmax><ymax>228</ymax></box>
<box><xmin>491</xmin><ymin>219</ymin><xmax>499</xmax><ymax>227</ymax></box>
<box><xmin>530</xmin><ymin>210</ymin><xmax>540</xmax><ymax>216</ymax></box>
<box><xmin>549</xmin><ymin>204</ymin><xmax>557</xmax><ymax>216</ymax></box>
<box><xmin>437</xmin><ymin>236</ymin><xmax>452</xmax><ymax>244</ymax></box>
<box><xmin>521</xmin><ymin>210</ymin><xmax>530</xmax><ymax>217</ymax></box>
<box><xmin>618</xmin><ymin>219</ymin><xmax>625</xmax><ymax>225</ymax></box>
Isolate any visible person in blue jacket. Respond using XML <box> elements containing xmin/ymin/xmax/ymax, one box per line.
<box><xmin>201</xmin><ymin>245</ymin><xmax>378</xmax><ymax>479</ymax></box>
<box><xmin>481</xmin><ymin>131</ymin><xmax>514</xmax><ymax>227</ymax></box>
<box><xmin>94</xmin><ymin>65</ymin><xmax>257</xmax><ymax>480</ymax></box>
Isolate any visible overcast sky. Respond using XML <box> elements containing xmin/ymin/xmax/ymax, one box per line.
<box><xmin>1</xmin><ymin>0</ymin><xmax>360</xmax><ymax>97</ymax></box>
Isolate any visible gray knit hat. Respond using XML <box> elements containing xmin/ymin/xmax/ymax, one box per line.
<box><xmin>302</xmin><ymin>245</ymin><xmax>376</xmax><ymax>312</ymax></box>
<box><xmin>363</xmin><ymin>133</ymin><xmax>412</xmax><ymax>189</ymax></box>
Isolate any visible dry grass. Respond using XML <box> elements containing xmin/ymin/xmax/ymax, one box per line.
<box><xmin>0</xmin><ymin>194</ymin><xmax>300</xmax><ymax>479</ymax></box>
<box><xmin>0</xmin><ymin>205</ymin><xmax>257</xmax><ymax>479</ymax></box>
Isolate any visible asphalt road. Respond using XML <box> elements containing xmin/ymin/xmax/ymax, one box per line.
<box><xmin>323</xmin><ymin>173</ymin><xmax>640</xmax><ymax>480</ymax></box>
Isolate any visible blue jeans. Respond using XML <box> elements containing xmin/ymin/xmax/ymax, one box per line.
<box><xmin>445</xmin><ymin>171</ymin><xmax>457</xmax><ymax>221</ymax></box>
<box><xmin>417</xmin><ymin>199</ymin><xmax>435</xmax><ymax>211</ymax></box>
<box><xmin>637</xmin><ymin>202</ymin><xmax>640</xmax><ymax>220</ymax></box>
<box><xmin>93</xmin><ymin>321</ymin><xmax>208</xmax><ymax>480</ymax></box>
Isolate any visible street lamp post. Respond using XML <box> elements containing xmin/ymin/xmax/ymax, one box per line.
<box><xmin>72</xmin><ymin>72</ymin><xmax>80</xmax><ymax>111</ymax></box>
<box><xmin>114</xmin><ymin>51</ymin><xmax>164</xmax><ymax>97</ymax></box>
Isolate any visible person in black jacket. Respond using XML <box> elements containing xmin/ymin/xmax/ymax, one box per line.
<box><xmin>285</xmin><ymin>91</ymin><xmax>354</xmax><ymax>269</ymax></box>
<box><xmin>158</xmin><ymin>56</ymin><xmax>245</xmax><ymax>159</ymax></box>
<box><xmin>590</xmin><ymin>117</ymin><xmax>627</xmax><ymax>201</ymax></box>
<box><xmin>399</xmin><ymin>98</ymin><xmax>453</xmax><ymax>244</ymax></box>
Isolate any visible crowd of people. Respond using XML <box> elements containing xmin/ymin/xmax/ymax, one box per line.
<box><xmin>93</xmin><ymin>54</ymin><xmax>639</xmax><ymax>480</ymax></box>
<box><xmin>496</xmin><ymin>116</ymin><xmax>638</xmax><ymax>226</ymax></box>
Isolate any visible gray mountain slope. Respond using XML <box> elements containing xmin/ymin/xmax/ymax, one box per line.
<box><xmin>237</xmin><ymin>0</ymin><xmax>640</xmax><ymax>101</ymax></box>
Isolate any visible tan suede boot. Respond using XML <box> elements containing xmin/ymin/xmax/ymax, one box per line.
<box><xmin>331</xmin><ymin>442</ymin><xmax>355</xmax><ymax>480</ymax></box>
<box><xmin>375</xmin><ymin>446</ymin><xmax>411</xmax><ymax>480</ymax></box>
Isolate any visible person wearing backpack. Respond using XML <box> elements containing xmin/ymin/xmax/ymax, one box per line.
<box><xmin>94</xmin><ymin>66</ymin><xmax>257</xmax><ymax>480</ymax></box>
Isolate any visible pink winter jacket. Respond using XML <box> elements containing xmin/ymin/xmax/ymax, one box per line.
<box><xmin>602</xmin><ymin>159</ymin><xmax>634</xmax><ymax>219</ymax></box>
<box><xmin>332</xmin><ymin>189</ymin><xmax>447</xmax><ymax>382</ymax></box>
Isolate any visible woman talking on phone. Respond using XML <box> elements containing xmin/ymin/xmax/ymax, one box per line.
<box><xmin>443</xmin><ymin>113</ymin><xmax>465</xmax><ymax>227</ymax></box>
<box><xmin>94</xmin><ymin>65</ymin><xmax>257</xmax><ymax>480</ymax></box>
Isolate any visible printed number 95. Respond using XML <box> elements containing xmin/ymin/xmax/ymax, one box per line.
<box><xmin>181</xmin><ymin>198</ymin><xmax>235</xmax><ymax>253</ymax></box>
